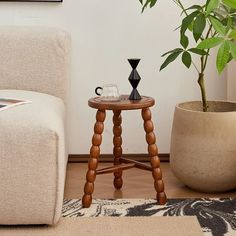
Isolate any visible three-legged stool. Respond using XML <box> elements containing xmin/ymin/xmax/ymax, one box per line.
<box><xmin>82</xmin><ymin>95</ymin><xmax>167</xmax><ymax>208</ymax></box>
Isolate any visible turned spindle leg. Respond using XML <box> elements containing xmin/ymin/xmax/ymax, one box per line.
<box><xmin>142</xmin><ymin>108</ymin><xmax>167</xmax><ymax>205</ymax></box>
<box><xmin>113</xmin><ymin>110</ymin><xmax>123</xmax><ymax>190</ymax></box>
<box><xmin>82</xmin><ymin>110</ymin><xmax>106</xmax><ymax>208</ymax></box>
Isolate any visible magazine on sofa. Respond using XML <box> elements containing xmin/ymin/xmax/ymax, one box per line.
<box><xmin>0</xmin><ymin>98</ymin><xmax>31</xmax><ymax>111</ymax></box>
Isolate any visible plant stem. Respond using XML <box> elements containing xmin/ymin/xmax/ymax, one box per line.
<box><xmin>203</xmin><ymin>50</ymin><xmax>209</xmax><ymax>71</ymax></box>
<box><xmin>198</xmin><ymin>73</ymin><xmax>208</xmax><ymax>112</ymax></box>
<box><xmin>172</xmin><ymin>0</ymin><xmax>208</xmax><ymax>111</ymax></box>
<box><xmin>192</xmin><ymin>62</ymin><xmax>200</xmax><ymax>73</ymax></box>
<box><xmin>203</xmin><ymin>25</ymin><xmax>213</xmax><ymax>71</ymax></box>
<box><xmin>198</xmin><ymin>24</ymin><xmax>216</xmax><ymax>112</ymax></box>
<box><xmin>173</xmin><ymin>0</ymin><xmax>188</xmax><ymax>15</ymax></box>
<box><xmin>170</xmin><ymin>0</ymin><xmax>212</xmax><ymax>112</ymax></box>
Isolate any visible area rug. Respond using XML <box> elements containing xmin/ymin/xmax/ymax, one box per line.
<box><xmin>0</xmin><ymin>217</ymin><xmax>202</xmax><ymax>236</ymax></box>
<box><xmin>62</xmin><ymin>198</ymin><xmax>236</xmax><ymax>236</ymax></box>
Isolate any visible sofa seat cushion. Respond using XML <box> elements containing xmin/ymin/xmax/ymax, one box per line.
<box><xmin>0</xmin><ymin>89</ymin><xmax>67</xmax><ymax>225</ymax></box>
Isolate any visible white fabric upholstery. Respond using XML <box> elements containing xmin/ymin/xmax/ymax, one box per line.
<box><xmin>0</xmin><ymin>90</ymin><xmax>67</xmax><ymax>225</ymax></box>
<box><xmin>0</xmin><ymin>26</ymin><xmax>70</xmax><ymax>100</ymax></box>
<box><xmin>0</xmin><ymin>27</ymin><xmax>70</xmax><ymax>225</ymax></box>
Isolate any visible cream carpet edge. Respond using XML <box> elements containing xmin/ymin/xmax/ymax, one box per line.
<box><xmin>0</xmin><ymin>216</ymin><xmax>203</xmax><ymax>236</ymax></box>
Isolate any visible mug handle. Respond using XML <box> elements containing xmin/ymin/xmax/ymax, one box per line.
<box><xmin>95</xmin><ymin>86</ymin><xmax>102</xmax><ymax>96</ymax></box>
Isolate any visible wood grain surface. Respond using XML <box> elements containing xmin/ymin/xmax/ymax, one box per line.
<box><xmin>88</xmin><ymin>95</ymin><xmax>155</xmax><ymax>110</ymax></box>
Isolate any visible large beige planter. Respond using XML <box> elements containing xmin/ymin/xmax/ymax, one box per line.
<box><xmin>170</xmin><ymin>101</ymin><xmax>236</xmax><ymax>192</ymax></box>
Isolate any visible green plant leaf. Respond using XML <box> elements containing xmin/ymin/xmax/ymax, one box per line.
<box><xmin>206</xmin><ymin>0</ymin><xmax>220</xmax><ymax>14</ymax></box>
<box><xmin>233</xmin><ymin>16</ymin><xmax>236</xmax><ymax>27</ymax></box>
<box><xmin>197</xmin><ymin>37</ymin><xmax>224</xmax><ymax>49</ymax></box>
<box><xmin>141</xmin><ymin>0</ymin><xmax>158</xmax><ymax>12</ymax></box>
<box><xmin>229</xmin><ymin>29</ymin><xmax>236</xmax><ymax>39</ymax></box>
<box><xmin>228</xmin><ymin>41</ymin><xmax>236</xmax><ymax>60</ymax></box>
<box><xmin>193</xmin><ymin>13</ymin><xmax>206</xmax><ymax>42</ymax></box>
<box><xmin>228</xmin><ymin>53</ymin><xmax>233</xmax><ymax>62</ymax></box>
<box><xmin>213</xmin><ymin>8</ymin><xmax>228</xmax><ymax>19</ymax></box>
<box><xmin>141</xmin><ymin>0</ymin><xmax>152</xmax><ymax>12</ymax></box>
<box><xmin>181</xmin><ymin>11</ymin><xmax>200</xmax><ymax>35</ymax></box>
<box><xmin>216</xmin><ymin>41</ymin><xmax>230</xmax><ymax>73</ymax></box>
<box><xmin>222</xmin><ymin>0</ymin><xmax>236</xmax><ymax>9</ymax></box>
<box><xmin>182</xmin><ymin>51</ymin><xmax>192</xmax><ymax>68</ymax></box>
<box><xmin>226</xmin><ymin>17</ymin><xmax>233</xmax><ymax>33</ymax></box>
<box><xmin>150</xmin><ymin>0</ymin><xmax>157</xmax><ymax>7</ymax></box>
<box><xmin>209</xmin><ymin>16</ymin><xmax>226</xmax><ymax>35</ymax></box>
<box><xmin>142</xmin><ymin>0</ymin><xmax>157</xmax><ymax>8</ymax></box>
<box><xmin>180</xmin><ymin>11</ymin><xmax>199</xmax><ymax>48</ymax></box>
<box><xmin>160</xmin><ymin>51</ymin><xmax>182</xmax><ymax>71</ymax></box>
<box><xmin>186</xmin><ymin>5</ymin><xmax>202</xmax><ymax>11</ymax></box>
<box><xmin>182</xmin><ymin>5</ymin><xmax>202</xmax><ymax>15</ymax></box>
<box><xmin>180</xmin><ymin>33</ymin><xmax>189</xmax><ymax>49</ymax></box>
<box><xmin>188</xmin><ymin>48</ymin><xmax>208</xmax><ymax>55</ymax></box>
<box><xmin>161</xmin><ymin>48</ymin><xmax>183</xmax><ymax>57</ymax></box>
<box><xmin>188</xmin><ymin>22</ymin><xmax>194</xmax><ymax>31</ymax></box>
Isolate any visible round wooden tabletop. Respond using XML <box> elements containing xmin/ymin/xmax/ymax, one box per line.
<box><xmin>88</xmin><ymin>95</ymin><xmax>155</xmax><ymax>110</ymax></box>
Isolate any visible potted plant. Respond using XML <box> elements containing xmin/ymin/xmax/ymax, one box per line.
<box><xmin>139</xmin><ymin>0</ymin><xmax>236</xmax><ymax>192</ymax></box>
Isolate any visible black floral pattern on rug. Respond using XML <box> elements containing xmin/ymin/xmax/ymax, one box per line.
<box><xmin>126</xmin><ymin>198</ymin><xmax>236</xmax><ymax>236</ymax></box>
<box><xmin>62</xmin><ymin>198</ymin><xmax>236</xmax><ymax>236</ymax></box>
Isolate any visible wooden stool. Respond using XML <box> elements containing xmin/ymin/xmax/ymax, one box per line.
<box><xmin>82</xmin><ymin>95</ymin><xmax>167</xmax><ymax>208</ymax></box>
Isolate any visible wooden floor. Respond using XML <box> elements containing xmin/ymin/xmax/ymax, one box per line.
<box><xmin>64</xmin><ymin>162</ymin><xmax>236</xmax><ymax>199</ymax></box>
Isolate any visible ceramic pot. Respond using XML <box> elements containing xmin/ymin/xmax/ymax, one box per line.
<box><xmin>170</xmin><ymin>101</ymin><xmax>236</xmax><ymax>192</ymax></box>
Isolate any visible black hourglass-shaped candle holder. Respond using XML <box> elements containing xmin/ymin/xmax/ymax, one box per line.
<box><xmin>128</xmin><ymin>58</ymin><xmax>141</xmax><ymax>100</ymax></box>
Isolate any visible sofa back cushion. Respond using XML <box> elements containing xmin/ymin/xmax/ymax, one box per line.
<box><xmin>0</xmin><ymin>26</ymin><xmax>70</xmax><ymax>100</ymax></box>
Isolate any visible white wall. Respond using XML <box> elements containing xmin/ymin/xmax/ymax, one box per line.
<box><xmin>227</xmin><ymin>62</ymin><xmax>236</xmax><ymax>101</ymax></box>
<box><xmin>0</xmin><ymin>0</ymin><xmax>227</xmax><ymax>154</ymax></box>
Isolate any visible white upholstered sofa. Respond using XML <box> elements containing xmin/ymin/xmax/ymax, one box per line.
<box><xmin>0</xmin><ymin>26</ymin><xmax>70</xmax><ymax>225</ymax></box>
